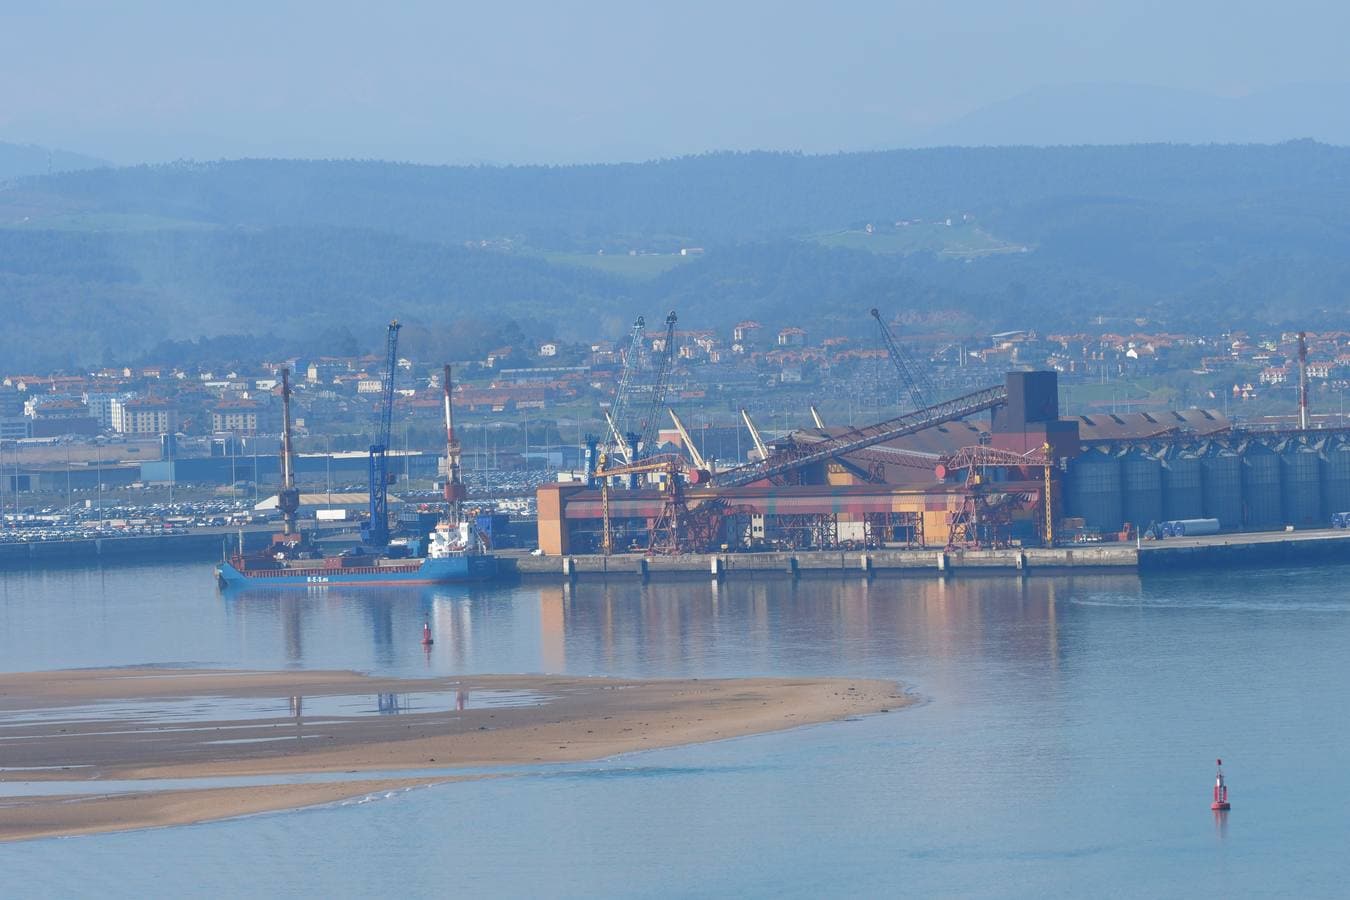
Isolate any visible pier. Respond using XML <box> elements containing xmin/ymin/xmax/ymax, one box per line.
<box><xmin>509</xmin><ymin>528</ymin><xmax>1350</xmax><ymax>581</ymax></box>
<box><xmin>511</xmin><ymin>545</ymin><xmax>1137</xmax><ymax>580</ymax></box>
<box><xmin>1138</xmin><ymin>527</ymin><xmax>1350</xmax><ymax>569</ymax></box>
<box><xmin>2</xmin><ymin>525</ymin><xmax>1346</xmax><ymax>577</ymax></box>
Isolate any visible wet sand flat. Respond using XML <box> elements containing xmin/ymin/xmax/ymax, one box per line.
<box><xmin>0</xmin><ymin>668</ymin><xmax>907</xmax><ymax>841</ymax></box>
<box><xmin>0</xmin><ymin>778</ymin><xmax>454</xmax><ymax>843</ymax></box>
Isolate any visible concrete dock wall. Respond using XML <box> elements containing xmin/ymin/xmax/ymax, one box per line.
<box><xmin>511</xmin><ymin>545</ymin><xmax>1138</xmax><ymax>581</ymax></box>
<box><xmin>509</xmin><ymin>531</ymin><xmax>1348</xmax><ymax>582</ymax></box>
<box><xmin>1140</xmin><ymin>528</ymin><xmax>1350</xmax><ymax>569</ymax></box>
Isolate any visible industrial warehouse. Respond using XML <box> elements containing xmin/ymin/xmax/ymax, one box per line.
<box><xmin>537</xmin><ymin>366</ymin><xmax>1350</xmax><ymax>558</ymax></box>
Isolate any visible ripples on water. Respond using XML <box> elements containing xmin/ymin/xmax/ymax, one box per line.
<box><xmin>2</xmin><ymin>560</ymin><xmax>1349</xmax><ymax>897</ymax></box>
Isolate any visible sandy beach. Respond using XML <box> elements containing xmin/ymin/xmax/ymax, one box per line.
<box><xmin>0</xmin><ymin>668</ymin><xmax>906</xmax><ymax>841</ymax></box>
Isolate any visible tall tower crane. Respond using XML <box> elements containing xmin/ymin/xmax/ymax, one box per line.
<box><xmin>871</xmin><ymin>307</ymin><xmax>935</xmax><ymax>411</ymax></box>
<box><xmin>605</xmin><ymin>316</ymin><xmax>647</xmax><ymax>463</ymax></box>
<box><xmin>363</xmin><ymin>320</ymin><xmax>401</xmax><ymax>547</ymax></box>
<box><xmin>635</xmin><ymin>311</ymin><xmax>678</xmax><ymax>458</ymax></box>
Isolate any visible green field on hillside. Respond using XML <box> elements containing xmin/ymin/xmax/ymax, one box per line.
<box><xmin>540</xmin><ymin>250</ymin><xmax>694</xmax><ymax>278</ymax></box>
<box><xmin>813</xmin><ymin>221</ymin><xmax>1027</xmax><ymax>258</ymax></box>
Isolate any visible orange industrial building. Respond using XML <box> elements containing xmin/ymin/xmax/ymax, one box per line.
<box><xmin>538</xmin><ymin>372</ymin><xmax>1077</xmax><ymax>555</ymax></box>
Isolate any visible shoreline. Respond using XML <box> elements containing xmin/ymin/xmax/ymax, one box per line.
<box><xmin>0</xmin><ymin>668</ymin><xmax>908</xmax><ymax>841</ymax></box>
<box><xmin>0</xmin><ymin>778</ymin><xmax>458</xmax><ymax>844</ymax></box>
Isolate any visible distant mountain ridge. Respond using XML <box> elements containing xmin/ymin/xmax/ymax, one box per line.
<box><xmin>9</xmin><ymin>140</ymin><xmax>1349</xmax><ymax>247</ymax></box>
<box><xmin>0</xmin><ymin>141</ymin><xmax>109</xmax><ymax>181</ymax></box>
<box><xmin>2</xmin><ymin>142</ymin><xmax>1349</xmax><ymax>370</ymax></box>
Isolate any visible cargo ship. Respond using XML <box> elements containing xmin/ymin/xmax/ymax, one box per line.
<box><xmin>216</xmin><ymin>520</ymin><xmax>496</xmax><ymax>587</ymax></box>
<box><xmin>215</xmin><ymin>361</ymin><xmax>496</xmax><ymax>589</ymax></box>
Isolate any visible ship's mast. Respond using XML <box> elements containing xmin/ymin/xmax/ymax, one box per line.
<box><xmin>443</xmin><ymin>364</ymin><xmax>466</xmax><ymax>523</ymax></box>
<box><xmin>278</xmin><ymin>367</ymin><xmax>300</xmax><ymax>539</ymax></box>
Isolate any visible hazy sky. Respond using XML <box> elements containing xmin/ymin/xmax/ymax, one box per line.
<box><xmin>2</xmin><ymin>0</ymin><xmax>1348</xmax><ymax>164</ymax></box>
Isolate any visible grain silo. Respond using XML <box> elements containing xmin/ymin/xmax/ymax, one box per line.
<box><xmin>1160</xmin><ymin>447</ymin><xmax>1204</xmax><ymax>521</ymax></box>
<box><xmin>1066</xmin><ymin>447</ymin><xmax>1123</xmax><ymax>532</ymax></box>
<box><xmin>1120</xmin><ymin>448</ymin><xmax>1163</xmax><ymax>530</ymax></box>
<box><xmin>1279</xmin><ymin>437</ymin><xmax>1323</xmax><ymax>526</ymax></box>
<box><xmin>1320</xmin><ymin>435</ymin><xmax>1350</xmax><ymax>518</ymax></box>
<box><xmin>1200</xmin><ymin>444</ymin><xmax>1242</xmax><ymax>530</ymax></box>
<box><xmin>1240</xmin><ymin>440</ymin><xmax>1283</xmax><ymax>529</ymax></box>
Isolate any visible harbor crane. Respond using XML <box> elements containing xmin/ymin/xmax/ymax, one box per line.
<box><xmin>739</xmin><ymin>408</ymin><xmax>770</xmax><ymax>460</ymax></box>
<box><xmin>605</xmin><ymin>316</ymin><xmax>647</xmax><ymax>463</ymax></box>
<box><xmin>593</xmin><ymin>451</ymin><xmax>718</xmax><ymax>555</ymax></box>
<box><xmin>713</xmin><ymin>383</ymin><xmax>1008</xmax><ymax>488</ymax></box>
<box><xmin>871</xmin><ymin>307</ymin><xmax>935</xmax><ymax>412</ymax></box>
<box><xmin>667</xmin><ymin>409</ymin><xmax>708</xmax><ymax>471</ymax></box>
<box><xmin>363</xmin><ymin>320</ymin><xmax>401</xmax><ymax>547</ymax></box>
<box><xmin>635</xmin><ymin>311</ymin><xmax>678</xmax><ymax>459</ymax></box>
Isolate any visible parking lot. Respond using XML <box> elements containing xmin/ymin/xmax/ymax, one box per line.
<box><xmin>0</xmin><ymin>498</ymin><xmax>267</xmax><ymax>543</ymax></box>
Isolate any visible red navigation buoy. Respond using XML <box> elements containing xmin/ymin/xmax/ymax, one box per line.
<box><xmin>1211</xmin><ymin>758</ymin><xmax>1231</xmax><ymax>811</ymax></box>
<box><xmin>421</xmin><ymin>622</ymin><xmax>434</xmax><ymax>646</ymax></box>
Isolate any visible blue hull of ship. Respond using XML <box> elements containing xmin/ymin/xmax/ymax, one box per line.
<box><xmin>217</xmin><ymin>554</ymin><xmax>497</xmax><ymax>587</ymax></box>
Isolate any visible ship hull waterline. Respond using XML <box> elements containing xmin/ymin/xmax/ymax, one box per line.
<box><xmin>216</xmin><ymin>555</ymin><xmax>497</xmax><ymax>588</ymax></box>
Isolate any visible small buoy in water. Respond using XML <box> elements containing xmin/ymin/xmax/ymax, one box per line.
<box><xmin>421</xmin><ymin>622</ymin><xmax>434</xmax><ymax>646</ymax></box>
<box><xmin>1211</xmin><ymin>758</ymin><xmax>1231</xmax><ymax>810</ymax></box>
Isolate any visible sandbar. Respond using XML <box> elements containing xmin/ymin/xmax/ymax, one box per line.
<box><xmin>0</xmin><ymin>667</ymin><xmax>907</xmax><ymax>841</ymax></box>
<box><xmin>0</xmin><ymin>778</ymin><xmax>454</xmax><ymax>843</ymax></box>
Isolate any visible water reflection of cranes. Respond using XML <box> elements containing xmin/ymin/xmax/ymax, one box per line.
<box><xmin>541</xmin><ymin>574</ymin><xmax>1140</xmax><ymax>679</ymax></box>
<box><xmin>223</xmin><ymin>573</ymin><xmax>1138</xmax><ymax>682</ymax></box>
<box><xmin>221</xmin><ymin>585</ymin><xmax>482</xmax><ymax>665</ymax></box>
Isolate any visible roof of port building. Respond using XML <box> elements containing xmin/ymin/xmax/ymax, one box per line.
<box><xmin>777</xmin><ymin>407</ymin><xmax>1230</xmax><ymax>450</ymax></box>
<box><xmin>1074</xmin><ymin>409</ymin><xmax>1230</xmax><ymax>441</ymax></box>
<box><xmin>253</xmin><ymin>492</ymin><xmax>404</xmax><ymax>510</ymax></box>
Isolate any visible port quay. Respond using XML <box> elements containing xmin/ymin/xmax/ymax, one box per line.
<box><xmin>5</xmin><ymin>525</ymin><xmax>1348</xmax><ymax>578</ymax></box>
<box><xmin>511</xmin><ymin>528</ymin><xmax>1350</xmax><ymax>580</ymax></box>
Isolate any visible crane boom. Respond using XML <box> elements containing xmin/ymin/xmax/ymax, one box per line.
<box><xmin>604</xmin><ymin>410</ymin><xmax>633</xmax><ymax>464</ymax></box>
<box><xmin>871</xmin><ymin>307</ymin><xmax>935</xmax><ymax>411</ymax></box>
<box><xmin>809</xmin><ymin>405</ymin><xmax>826</xmax><ymax>430</ymax></box>
<box><xmin>713</xmin><ymin>384</ymin><xmax>1007</xmax><ymax>488</ymax></box>
<box><xmin>636</xmin><ymin>311</ymin><xmax>678</xmax><ymax>457</ymax></box>
<box><xmin>739</xmin><ymin>408</ymin><xmax>770</xmax><ymax>460</ymax></box>
<box><xmin>668</xmin><ymin>409</ymin><xmax>707</xmax><ymax>470</ymax></box>
<box><xmin>365</xmin><ymin>320</ymin><xmax>401</xmax><ymax>546</ymax></box>
<box><xmin>606</xmin><ymin>316</ymin><xmax>646</xmax><ymax>462</ymax></box>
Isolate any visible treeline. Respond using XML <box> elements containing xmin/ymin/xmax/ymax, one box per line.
<box><xmin>0</xmin><ymin>226</ymin><xmax>629</xmax><ymax>370</ymax></box>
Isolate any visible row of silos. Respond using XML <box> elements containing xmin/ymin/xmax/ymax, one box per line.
<box><xmin>1064</xmin><ymin>435</ymin><xmax>1350</xmax><ymax>533</ymax></box>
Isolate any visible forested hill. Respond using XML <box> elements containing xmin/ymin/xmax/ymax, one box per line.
<box><xmin>3</xmin><ymin>142</ymin><xmax>1350</xmax><ymax>370</ymax></box>
<box><xmin>12</xmin><ymin>141</ymin><xmax>1350</xmax><ymax>246</ymax></box>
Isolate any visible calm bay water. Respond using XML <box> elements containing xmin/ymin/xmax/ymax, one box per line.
<box><xmin>2</xmin><ymin>560</ymin><xmax>1349</xmax><ymax>897</ymax></box>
